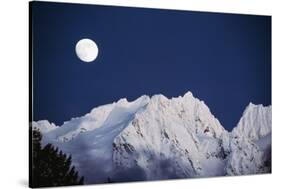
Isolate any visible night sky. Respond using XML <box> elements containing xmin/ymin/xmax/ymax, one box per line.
<box><xmin>31</xmin><ymin>2</ymin><xmax>271</xmax><ymax>131</ymax></box>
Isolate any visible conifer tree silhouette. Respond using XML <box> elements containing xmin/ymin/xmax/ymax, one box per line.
<box><xmin>31</xmin><ymin>128</ymin><xmax>84</xmax><ymax>187</ymax></box>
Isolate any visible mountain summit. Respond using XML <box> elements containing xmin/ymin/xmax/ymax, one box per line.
<box><xmin>32</xmin><ymin>92</ymin><xmax>271</xmax><ymax>183</ymax></box>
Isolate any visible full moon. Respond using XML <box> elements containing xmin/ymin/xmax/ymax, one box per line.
<box><xmin>75</xmin><ymin>38</ymin><xmax>99</xmax><ymax>62</ymax></box>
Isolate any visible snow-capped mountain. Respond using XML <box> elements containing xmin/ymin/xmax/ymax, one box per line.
<box><xmin>225</xmin><ymin>103</ymin><xmax>271</xmax><ymax>175</ymax></box>
<box><xmin>32</xmin><ymin>92</ymin><xmax>271</xmax><ymax>183</ymax></box>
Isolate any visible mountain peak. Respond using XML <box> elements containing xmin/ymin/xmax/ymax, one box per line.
<box><xmin>151</xmin><ymin>94</ymin><xmax>168</xmax><ymax>102</ymax></box>
<box><xmin>232</xmin><ymin>103</ymin><xmax>271</xmax><ymax>140</ymax></box>
<box><xmin>248</xmin><ymin>102</ymin><xmax>254</xmax><ymax>106</ymax></box>
<box><xmin>135</xmin><ymin>95</ymin><xmax>150</xmax><ymax>102</ymax></box>
<box><xmin>32</xmin><ymin>92</ymin><xmax>271</xmax><ymax>183</ymax></box>
<box><xmin>183</xmin><ymin>91</ymin><xmax>194</xmax><ymax>98</ymax></box>
<box><xmin>117</xmin><ymin>98</ymin><xmax>129</xmax><ymax>104</ymax></box>
<box><xmin>247</xmin><ymin>102</ymin><xmax>261</xmax><ymax>108</ymax></box>
<box><xmin>242</xmin><ymin>102</ymin><xmax>271</xmax><ymax>118</ymax></box>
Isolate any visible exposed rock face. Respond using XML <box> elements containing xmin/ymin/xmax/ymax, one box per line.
<box><xmin>33</xmin><ymin>92</ymin><xmax>272</xmax><ymax>183</ymax></box>
<box><xmin>225</xmin><ymin>103</ymin><xmax>272</xmax><ymax>175</ymax></box>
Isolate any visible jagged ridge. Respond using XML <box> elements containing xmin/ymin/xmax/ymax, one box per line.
<box><xmin>32</xmin><ymin>92</ymin><xmax>271</xmax><ymax>183</ymax></box>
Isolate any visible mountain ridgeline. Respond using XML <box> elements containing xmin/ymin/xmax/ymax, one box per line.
<box><xmin>32</xmin><ymin>92</ymin><xmax>272</xmax><ymax>184</ymax></box>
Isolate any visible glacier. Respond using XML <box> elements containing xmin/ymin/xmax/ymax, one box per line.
<box><xmin>32</xmin><ymin>91</ymin><xmax>271</xmax><ymax>184</ymax></box>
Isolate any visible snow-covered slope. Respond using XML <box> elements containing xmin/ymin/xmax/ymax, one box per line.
<box><xmin>32</xmin><ymin>92</ymin><xmax>271</xmax><ymax>183</ymax></box>
<box><xmin>112</xmin><ymin>92</ymin><xmax>227</xmax><ymax>180</ymax></box>
<box><xmin>225</xmin><ymin>103</ymin><xmax>272</xmax><ymax>175</ymax></box>
<box><xmin>232</xmin><ymin>103</ymin><xmax>271</xmax><ymax>140</ymax></box>
<box><xmin>32</xmin><ymin>120</ymin><xmax>57</xmax><ymax>133</ymax></box>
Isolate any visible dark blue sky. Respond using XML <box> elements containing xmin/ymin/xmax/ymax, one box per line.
<box><xmin>32</xmin><ymin>2</ymin><xmax>271</xmax><ymax>131</ymax></box>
